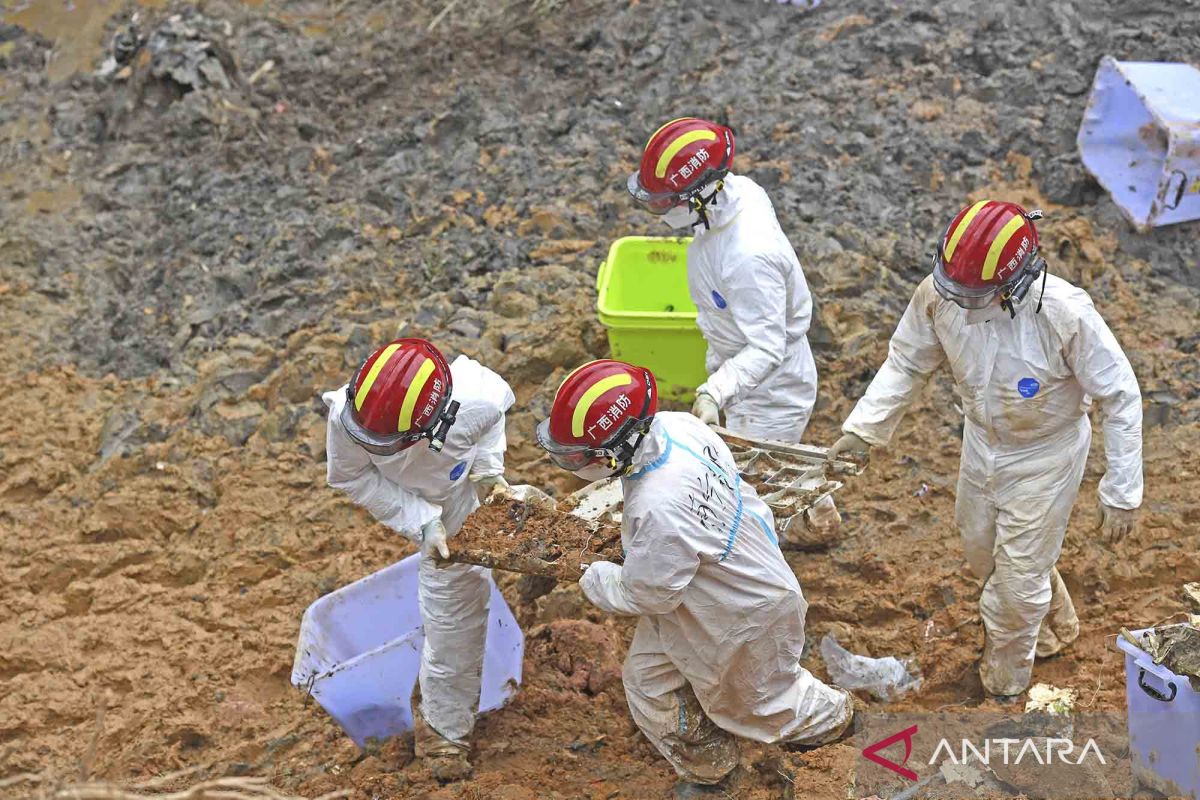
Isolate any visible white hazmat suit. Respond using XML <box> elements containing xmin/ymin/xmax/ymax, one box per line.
<box><xmin>323</xmin><ymin>355</ymin><xmax>516</xmax><ymax>746</ymax></box>
<box><xmin>689</xmin><ymin>174</ymin><xmax>819</xmax><ymax>443</ymax></box>
<box><xmin>581</xmin><ymin>412</ymin><xmax>851</xmax><ymax>783</ymax></box>
<box><xmin>842</xmin><ymin>274</ymin><xmax>1142</xmax><ymax>696</ymax></box>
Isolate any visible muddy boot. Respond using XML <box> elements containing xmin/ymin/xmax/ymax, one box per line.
<box><xmin>1036</xmin><ymin>568</ymin><xmax>1079</xmax><ymax>659</ymax></box>
<box><xmin>783</xmin><ymin>690</ymin><xmax>861</xmax><ymax>753</ymax></box>
<box><xmin>414</xmin><ymin>713</ymin><xmax>472</xmax><ymax>783</ymax></box>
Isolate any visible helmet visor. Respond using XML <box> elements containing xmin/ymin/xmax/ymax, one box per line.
<box><xmin>535</xmin><ymin>417</ymin><xmax>602</xmax><ymax>471</ymax></box>
<box><xmin>626</xmin><ymin>171</ymin><xmax>684</xmax><ymax>215</ymax></box>
<box><xmin>339</xmin><ymin>401</ymin><xmax>425</xmax><ymax>456</ymax></box>
<box><xmin>931</xmin><ymin>250</ymin><xmax>1001</xmax><ymax>310</ymax></box>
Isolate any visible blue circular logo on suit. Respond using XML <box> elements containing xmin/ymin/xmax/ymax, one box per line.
<box><xmin>450</xmin><ymin>461</ymin><xmax>466</xmax><ymax>481</ymax></box>
<box><xmin>711</xmin><ymin>290</ymin><xmax>727</xmax><ymax>309</ymax></box>
<box><xmin>1018</xmin><ymin>378</ymin><xmax>1041</xmax><ymax>398</ymax></box>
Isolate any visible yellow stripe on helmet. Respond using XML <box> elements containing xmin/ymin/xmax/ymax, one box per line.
<box><xmin>572</xmin><ymin>373</ymin><xmax>633</xmax><ymax>438</ymax></box>
<box><xmin>397</xmin><ymin>357</ymin><xmax>436</xmax><ymax>432</ymax></box>
<box><xmin>355</xmin><ymin>343</ymin><xmax>402</xmax><ymax>412</ymax></box>
<box><xmin>645</xmin><ymin>117</ymin><xmax>693</xmax><ymax>150</ymax></box>
<box><xmin>654</xmin><ymin>129</ymin><xmax>718</xmax><ymax>179</ymax></box>
<box><xmin>981</xmin><ymin>215</ymin><xmax>1027</xmax><ymax>281</ymax></box>
<box><xmin>942</xmin><ymin>200</ymin><xmax>989</xmax><ymax>263</ymax></box>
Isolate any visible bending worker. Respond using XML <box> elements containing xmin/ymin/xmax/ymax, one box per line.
<box><xmin>536</xmin><ymin>359</ymin><xmax>854</xmax><ymax>798</ymax></box>
<box><xmin>627</xmin><ymin>116</ymin><xmax>838</xmax><ymax>532</ymax></box>
<box><xmin>829</xmin><ymin>201</ymin><xmax>1143</xmax><ymax>700</ymax></box>
<box><xmin>323</xmin><ymin>338</ymin><xmax>515</xmax><ymax>780</ymax></box>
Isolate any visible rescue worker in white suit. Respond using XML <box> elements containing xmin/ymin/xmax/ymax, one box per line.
<box><xmin>627</xmin><ymin>117</ymin><xmax>839</xmax><ymax>532</ymax></box>
<box><xmin>830</xmin><ymin>201</ymin><xmax>1143</xmax><ymax>699</ymax></box>
<box><xmin>322</xmin><ymin>338</ymin><xmax>515</xmax><ymax>780</ymax></box>
<box><xmin>535</xmin><ymin>359</ymin><xmax>854</xmax><ymax>798</ymax></box>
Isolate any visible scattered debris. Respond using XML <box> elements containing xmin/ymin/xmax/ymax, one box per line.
<box><xmin>1024</xmin><ymin>683</ymin><xmax>1077</xmax><ymax>715</ymax></box>
<box><xmin>819</xmin><ymin>634</ymin><xmax>922</xmax><ymax>701</ymax></box>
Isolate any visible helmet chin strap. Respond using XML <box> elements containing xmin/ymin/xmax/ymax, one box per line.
<box><xmin>688</xmin><ymin>179</ymin><xmax>725</xmax><ymax>231</ymax></box>
<box><xmin>606</xmin><ymin>418</ymin><xmax>653</xmax><ymax>476</ymax></box>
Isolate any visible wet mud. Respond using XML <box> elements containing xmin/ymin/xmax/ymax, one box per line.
<box><xmin>2</xmin><ymin>0</ymin><xmax>1199</xmax><ymax>798</ymax></box>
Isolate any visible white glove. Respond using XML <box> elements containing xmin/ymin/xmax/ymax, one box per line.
<box><xmin>420</xmin><ymin>517</ymin><xmax>449</xmax><ymax>560</ymax></box>
<box><xmin>471</xmin><ymin>473</ymin><xmax>511</xmax><ymax>504</ymax></box>
<box><xmin>691</xmin><ymin>391</ymin><xmax>720</xmax><ymax>426</ymax></box>
<box><xmin>828</xmin><ymin>432</ymin><xmax>870</xmax><ymax>461</ymax></box>
<box><xmin>1099</xmin><ymin>503</ymin><xmax>1137</xmax><ymax>543</ymax></box>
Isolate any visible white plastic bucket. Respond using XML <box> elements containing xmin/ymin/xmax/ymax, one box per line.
<box><xmin>290</xmin><ymin>553</ymin><xmax>523</xmax><ymax>747</ymax></box>
<box><xmin>1115</xmin><ymin>626</ymin><xmax>1200</xmax><ymax>799</ymax></box>
<box><xmin>1078</xmin><ymin>57</ymin><xmax>1200</xmax><ymax>230</ymax></box>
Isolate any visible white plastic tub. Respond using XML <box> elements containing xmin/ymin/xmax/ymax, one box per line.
<box><xmin>1078</xmin><ymin>57</ymin><xmax>1200</xmax><ymax>230</ymax></box>
<box><xmin>1115</xmin><ymin>625</ymin><xmax>1200</xmax><ymax>799</ymax></box>
<box><xmin>290</xmin><ymin>553</ymin><xmax>523</xmax><ymax>747</ymax></box>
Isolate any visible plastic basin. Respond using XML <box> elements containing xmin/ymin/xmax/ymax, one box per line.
<box><xmin>1115</xmin><ymin>625</ymin><xmax>1200</xmax><ymax>798</ymax></box>
<box><xmin>1078</xmin><ymin>57</ymin><xmax>1200</xmax><ymax>230</ymax></box>
<box><xmin>596</xmin><ymin>236</ymin><xmax>707</xmax><ymax>402</ymax></box>
<box><xmin>290</xmin><ymin>553</ymin><xmax>523</xmax><ymax>748</ymax></box>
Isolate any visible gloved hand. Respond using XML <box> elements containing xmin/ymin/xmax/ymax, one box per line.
<box><xmin>691</xmin><ymin>391</ymin><xmax>720</xmax><ymax>426</ymax></box>
<box><xmin>420</xmin><ymin>517</ymin><xmax>450</xmax><ymax>560</ymax></box>
<box><xmin>471</xmin><ymin>473</ymin><xmax>512</xmax><ymax>504</ymax></box>
<box><xmin>1099</xmin><ymin>503</ymin><xmax>1137</xmax><ymax>543</ymax></box>
<box><xmin>828</xmin><ymin>432</ymin><xmax>870</xmax><ymax>461</ymax></box>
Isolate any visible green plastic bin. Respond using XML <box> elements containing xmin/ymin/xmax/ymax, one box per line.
<box><xmin>595</xmin><ymin>236</ymin><xmax>707</xmax><ymax>402</ymax></box>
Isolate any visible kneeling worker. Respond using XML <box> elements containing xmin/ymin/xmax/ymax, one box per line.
<box><xmin>536</xmin><ymin>359</ymin><xmax>853</xmax><ymax>797</ymax></box>
<box><xmin>323</xmin><ymin>338</ymin><xmax>515</xmax><ymax>780</ymax></box>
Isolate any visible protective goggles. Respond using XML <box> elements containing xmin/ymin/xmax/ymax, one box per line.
<box><xmin>930</xmin><ymin>252</ymin><xmax>1001</xmax><ymax>310</ymax></box>
<box><xmin>340</xmin><ymin>387</ymin><xmax>459</xmax><ymax>457</ymax></box>
<box><xmin>627</xmin><ymin>130</ymin><xmax>734</xmax><ymax>215</ymax></box>
<box><xmin>534</xmin><ymin>418</ymin><xmax>614</xmax><ymax>471</ymax></box>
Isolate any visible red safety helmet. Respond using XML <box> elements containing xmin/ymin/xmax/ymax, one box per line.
<box><xmin>627</xmin><ymin>117</ymin><xmax>735</xmax><ymax>215</ymax></box>
<box><xmin>341</xmin><ymin>338</ymin><xmax>459</xmax><ymax>455</ymax></box>
<box><xmin>932</xmin><ymin>200</ymin><xmax>1047</xmax><ymax>314</ymax></box>
<box><xmin>535</xmin><ymin>359</ymin><xmax>658</xmax><ymax>473</ymax></box>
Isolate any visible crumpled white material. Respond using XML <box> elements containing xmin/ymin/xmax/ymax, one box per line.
<box><xmin>820</xmin><ymin>634</ymin><xmax>921</xmax><ymax>701</ymax></box>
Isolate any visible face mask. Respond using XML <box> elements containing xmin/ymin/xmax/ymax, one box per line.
<box><xmin>572</xmin><ymin>461</ymin><xmax>618</xmax><ymax>483</ymax></box>
<box><xmin>964</xmin><ymin>303</ymin><xmax>1005</xmax><ymax>326</ymax></box>
<box><xmin>661</xmin><ymin>204</ymin><xmax>698</xmax><ymax>230</ymax></box>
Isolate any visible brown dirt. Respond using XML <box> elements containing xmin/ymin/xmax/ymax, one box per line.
<box><xmin>2</xmin><ymin>1</ymin><xmax>1199</xmax><ymax>799</ymax></box>
<box><xmin>446</xmin><ymin>500</ymin><xmax>623</xmax><ymax>583</ymax></box>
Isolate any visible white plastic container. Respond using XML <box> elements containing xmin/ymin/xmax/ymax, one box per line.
<box><xmin>290</xmin><ymin>553</ymin><xmax>524</xmax><ymax>747</ymax></box>
<box><xmin>1115</xmin><ymin>625</ymin><xmax>1200</xmax><ymax>799</ymax></box>
<box><xmin>1078</xmin><ymin>57</ymin><xmax>1200</xmax><ymax>230</ymax></box>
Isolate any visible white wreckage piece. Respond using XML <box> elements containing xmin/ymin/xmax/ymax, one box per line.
<box><xmin>569</xmin><ymin>426</ymin><xmax>862</xmax><ymax>535</ymax></box>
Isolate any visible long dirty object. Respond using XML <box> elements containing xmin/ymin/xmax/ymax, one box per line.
<box><xmin>1078</xmin><ymin>57</ymin><xmax>1200</xmax><ymax>230</ymax></box>
<box><xmin>713</xmin><ymin>426</ymin><xmax>862</xmax><ymax>533</ymax></box>
<box><xmin>446</xmin><ymin>500</ymin><xmax>623</xmax><ymax>582</ymax></box>
<box><xmin>290</xmin><ymin>554</ymin><xmax>522</xmax><ymax>747</ymax></box>
<box><xmin>448</xmin><ymin>431</ymin><xmax>863</xmax><ymax>580</ymax></box>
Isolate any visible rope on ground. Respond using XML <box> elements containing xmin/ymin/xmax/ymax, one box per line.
<box><xmin>0</xmin><ymin>773</ymin><xmax>352</xmax><ymax>800</ymax></box>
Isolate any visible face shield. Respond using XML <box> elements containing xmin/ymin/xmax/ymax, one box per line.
<box><xmin>340</xmin><ymin>384</ymin><xmax>459</xmax><ymax>456</ymax></box>
<box><xmin>535</xmin><ymin>417</ymin><xmax>607</xmax><ymax>471</ymax></box>
<box><xmin>931</xmin><ymin>249</ymin><xmax>1001</xmax><ymax>310</ymax></box>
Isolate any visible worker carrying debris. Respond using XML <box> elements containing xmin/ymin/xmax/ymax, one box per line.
<box><xmin>535</xmin><ymin>359</ymin><xmax>854</xmax><ymax>798</ymax></box>
<box><xmin>627</xmin><ymin>117</ymin><xmax>839</xmax><ymax>534</ymax></box>
<box><xmin>829</xmin><ymin>201</ymin><xmax>1144</xmax><ymax>700</ymax></box>
<box><xmin>321</xmin><ymin>338</ymin><xmax>515</xmax><ymax>781</ymax></box>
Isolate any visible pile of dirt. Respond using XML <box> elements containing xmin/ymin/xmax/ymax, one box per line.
<box><xmin>2</xmin><ymin>0</ymin><xmax>1198</xmax><ymax>798</ymax></box>
<box><xmin>447</xmin><ymin>500</ymin><xmax>622</xmax><ymax>582</ymax></box>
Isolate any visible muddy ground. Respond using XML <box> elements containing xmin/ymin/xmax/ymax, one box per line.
<box><xmin>1</xmin><ymin>0</ymin><xmax>1198</xmax><ymax>797</ymax></box>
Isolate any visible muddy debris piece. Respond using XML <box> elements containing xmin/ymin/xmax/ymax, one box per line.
<box><xmin>447</xmin><ymin>500</ymin><xmax>621</xmax><ymax>582</ymax></box>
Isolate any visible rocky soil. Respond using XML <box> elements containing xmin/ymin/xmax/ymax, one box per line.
<box><xmin>1</xmin><ymin>0</ymin><xmax>1198</xmax><ymax>798</ymax></box>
